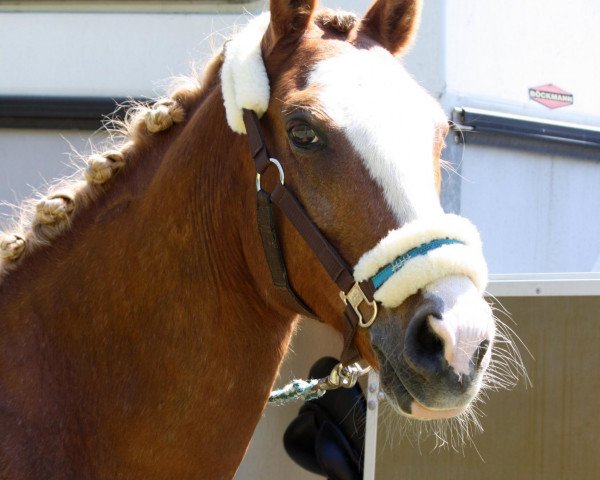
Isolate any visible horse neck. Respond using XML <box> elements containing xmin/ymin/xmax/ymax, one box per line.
<box><xmin>0</xmin><ymin>85</ymin><xmax>297</xmax><ymax>479</ymax></box>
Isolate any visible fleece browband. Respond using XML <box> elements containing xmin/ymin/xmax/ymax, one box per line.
<box><xmin>221</xmin><ymin>15</ymin><xmax>488</xmax><ymax>311</ymax></box>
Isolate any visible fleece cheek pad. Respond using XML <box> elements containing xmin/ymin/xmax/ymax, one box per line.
<box><xmin>353</xmin><ymin>214</ymin><xmax>488</xmax><ymax>308</ymax></box>
<box><xmin>221</xmin><ymin>13</ymin><xmax>271</xmax><ymax>134</ymax></box>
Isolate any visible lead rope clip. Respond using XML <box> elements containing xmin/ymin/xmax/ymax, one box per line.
<box><xmin>268</xmin><ymin>361</ymin><xmax>372</xmax><ymax>406</ymax></box>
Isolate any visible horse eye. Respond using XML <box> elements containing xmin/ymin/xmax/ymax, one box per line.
<box><xmin>288</xmin><ymin>124</ymin><xmax>320</xmax><ymax>148</ymax></box>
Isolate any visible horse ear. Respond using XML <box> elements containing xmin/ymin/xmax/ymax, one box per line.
<box><xmin>267</xmin><ymin>0</ymin><xmax>318</xmax><ymax>43</ymax></box>
<box><xmin>360</xmin><ymin>0</ymin><xmax>422</xmax><ymax>56</ymax></box>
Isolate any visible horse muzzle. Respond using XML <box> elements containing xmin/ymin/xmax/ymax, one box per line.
<box><xmin>371</xmin><ymin>275</ymin><xmax>494</xmax><ymax>420</ymax></box>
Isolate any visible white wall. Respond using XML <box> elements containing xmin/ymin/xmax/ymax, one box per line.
<box><xmin>440</xmin><ymin>0</ymin><xmax>600</xmax><ymax>274</ymax></box>
<box><xmin>0</xmin><ymin>12</ymin><xmax>235</xmax><ymax>97</ymax></box>
<box><xmin>445</xmin><ymin>0</ymin><xmax>600</xmax><ymax>121</ymax></box>
<box><xmin>459</xmin><ymin>142</ymin><xmax>600</xmax><ymax>274</ymax></box>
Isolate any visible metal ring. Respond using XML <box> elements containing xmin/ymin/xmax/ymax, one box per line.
<box><xmin>256</xmin><ymin>158</ymin><xmax>285</xmax><ymax>192</ymax></box>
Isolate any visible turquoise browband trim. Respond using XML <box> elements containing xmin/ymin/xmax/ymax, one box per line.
<box><xmin>370</xmin><ymin>238</ymin><xmax>465</xmax><ymax>289</ymax></box>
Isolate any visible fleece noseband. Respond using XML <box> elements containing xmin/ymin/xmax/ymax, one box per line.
<box><xmin>222</xmin><ymin>14</ymin><xmax>488</xmax><ymax>363</ymax></box>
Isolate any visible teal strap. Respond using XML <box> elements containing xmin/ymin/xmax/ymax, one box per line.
<box><xmin>268</xmin><ymin>379</ymin><xmax>325</xmax><ymax>406</ymax></box>
<box><xmin>371</xmin><ymin>238</ymin><xmax>464</xmax><ymax>289</ymax></box>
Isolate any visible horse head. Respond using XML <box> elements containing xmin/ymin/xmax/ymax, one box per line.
<box><xmin>224</xmin><ymin>0</ymin><xmax>494</xmax><ymax>421</ymax></box>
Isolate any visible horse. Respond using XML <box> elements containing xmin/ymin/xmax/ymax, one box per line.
<box><xmin>0</xmin><ymin>0</ymin><xmax>518</xmax><ymax>478</ymax></box>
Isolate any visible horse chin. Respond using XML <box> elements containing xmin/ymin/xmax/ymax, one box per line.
<box><xmin>380</xmin><ymin>362</ymin><xmax>480</xmax><ymax>420</ymax></box>
<box><xmin>374</xmin><ymin>346</ymin><xmax>480</xmax><ymax>421</ymax></box>
<box><xmin>409</xmin><ymin>400</ymin><xmax>468</xmax><ymax>420</ymax></box>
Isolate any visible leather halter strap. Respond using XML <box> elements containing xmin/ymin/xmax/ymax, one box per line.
<box><xmin>243</xmin><ymin>109</ymin><xmax>375</xmax><ymax>362</ymax></box>
<box><xmin>256</xmin><ymin>189</ymin><xmax>315</xmax><ymax>319</ymax></box>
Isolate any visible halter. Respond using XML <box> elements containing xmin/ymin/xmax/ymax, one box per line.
<box><xmin>244</xmin><ymin>109</ymin><xmax>375</xmax><ymax>363</ymax></box>
<box><xmin>222</xmin><ymin>14</ymin><xmax>488</xmax><ymax>402</ymax></box>
<box><xmin>243</xmin><ymin>109</ymin><xmax>485</xmax><ymax>363</ymax></box>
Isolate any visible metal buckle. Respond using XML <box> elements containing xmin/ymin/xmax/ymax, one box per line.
<box><xmin>316</xmin><ymin>362</ymin><xmax>372</xmax><ymax>391</ymax></box>
<box><xmin>256</xmin><ymin>158</ymin><xmax>285</xmax><ymax>192</ymax></box>
<box><xmin>339</xmin><ymin>282</ymin><xmax>378</xmax><ymax>328</ymax></box>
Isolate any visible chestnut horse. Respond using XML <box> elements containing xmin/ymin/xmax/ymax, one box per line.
<box><xmin>0</xmin><ymin>0</ymin><xmax>516</xmax><ymax>478</ymax></box>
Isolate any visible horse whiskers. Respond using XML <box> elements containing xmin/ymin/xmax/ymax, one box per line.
<box><xmin>374</xmin><ymin>308</ymin><xmax>528</xmax><ymax>455</ymax></box>
<box><xmin>439</xmin><ymin>157</ymin><xmax>456</xmax><ymax>175</ymax></box>
<box><xmin>492</xmin><ymin>318</ymin><xmax>530</xmax><ymax>383</ymax></box>
<box><xmin>378</xmin><ymin>398</ymin><xmax>483</xmax><ymax>454</ymax></box>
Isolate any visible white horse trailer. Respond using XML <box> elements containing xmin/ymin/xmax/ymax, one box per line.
<box><xmin>1</xmin><ymin>1</ymin><xmax>599</xmax><ymax>478</ymax></box>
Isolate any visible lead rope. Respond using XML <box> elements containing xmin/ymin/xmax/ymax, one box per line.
<box><xmin>268</xmin><ymin>362</ymin><xmax>372</xmax><ymax>406</ymax></box>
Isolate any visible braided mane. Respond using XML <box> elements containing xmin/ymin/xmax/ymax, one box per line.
<box><xmin>0</xmin><ymin>53</ymin><xmax>225</xmax><ymax>279</ymax></box>
<box><xmin>0</xmin><ymin>9</ymin><xmax>357</xmax><ymax>280</ymax></box>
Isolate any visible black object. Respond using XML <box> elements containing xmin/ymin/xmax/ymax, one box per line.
<box><xmin>0</xmin><ymin>95</ymin><xmax>147</xmax><ymax>130</ymax></box>
<box><xmin>283</xmin><ymin>357</ymin><xmax>366</xmax><ymax>480</ymax></box>
<box><xmin>452</xmin><ymin>107</ymin><xmax>600</xmax><ymax>148</ymax></box>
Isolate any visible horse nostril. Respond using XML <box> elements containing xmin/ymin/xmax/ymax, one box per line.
<box><xmin>414</xmin><ymin>315</ymin><xmax>444</xmax><ymax>358</ymax></box>
<box><xmin>404</xmin><ymin>309</ymin><xmax>445</xmax><ymax>376</ymax></box>
<box><xmin>474</xmin><ymin>339</ymin><xmax>490</xmax><ymax>370</ymax></box>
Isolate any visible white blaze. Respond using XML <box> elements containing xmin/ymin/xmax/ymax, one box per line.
<box><xmin>310</xmin><ymin>48</ymin><xmax>493</xmax><ymax>381</ymax></box>
<box><xmin>309</xmin><ymin>46</ymin><xmax>446</xmax><ymax>222</ymax></box>
<box><xmin>425</xmin><ymin>275</ymin><xmax>495</xmax><ymax>376</ymax></box>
